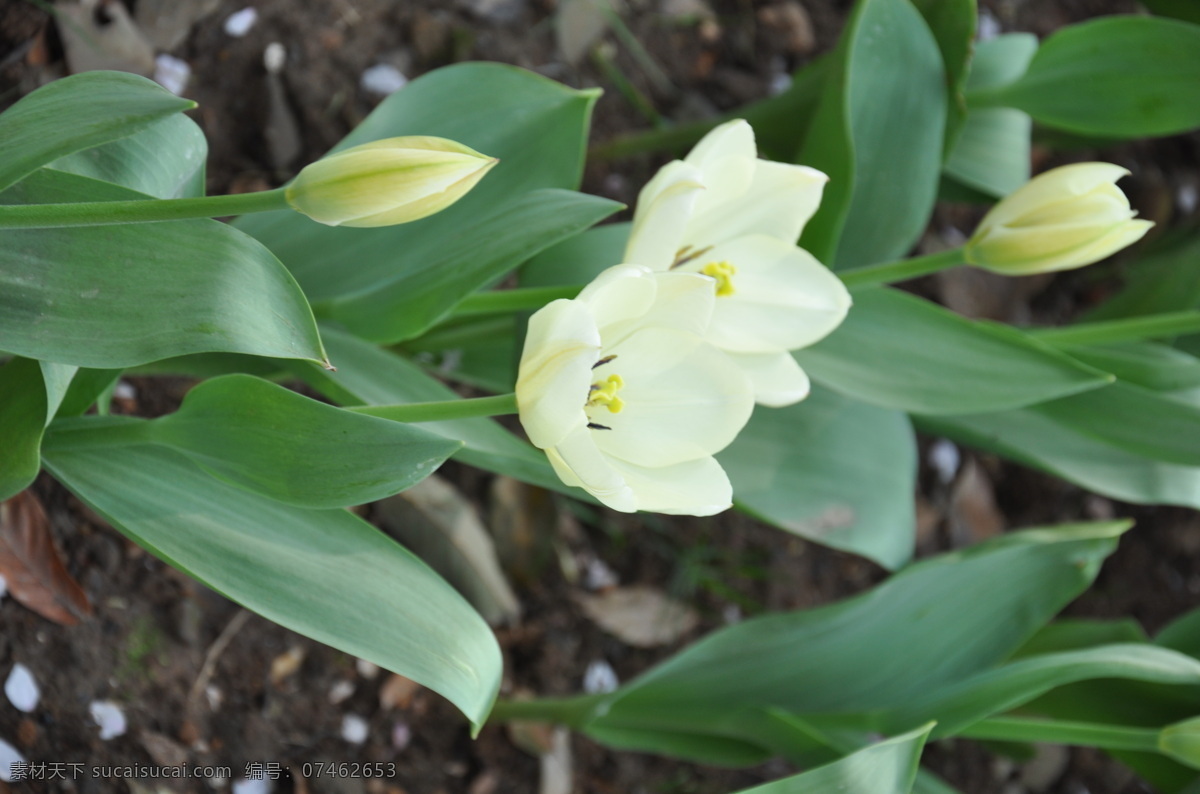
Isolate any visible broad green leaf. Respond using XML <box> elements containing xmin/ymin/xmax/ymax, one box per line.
<box><xmin>56</xmin><ymin>368</ymin><xmax>123</xmax><ymax>417</ymax></box>
<box><xmin>579</xmin><ymin>522</ymin><xmax>1127</xmax><ymax>760</ymax></box>
<box><xmin>910</xmin><ymin>0</ymin><xmax>976</xmax><ymax>154</ymax></box>
<box><xmin>0</xmin><ymin>71</ymin><xmax>193</xmax><ymax>193</ymax></box>
<box><xmin>419</xmin><ymin>316</ymin><xmax>521</xmax><ymax>394</ymax></box>
<box><xmin>795</xmin><ymin>288</ymin><xmax>1113</xmax><ymax>414</ymax></box>
<box><xmin>732</xmin><ymin>725</ymin><xmax>931</xmax><ymax>794</ymax></box>
<box><xmin>49</xmin><ymin>113</ymin><xmax>207</xmax><ymax>199</ymax></box>
<box><xmin>0</xmin><ymin>169</ymin><xmax>326</xmax><ymax>368</ymax></box>
<box><xmin>718</xmin><ymin>385</ymin><xmax>917</xmax><ymax>569</ymax></box>
<box><xmin>0</xmin><ymin>358</ymin><xmax>57</xmax><ymax>500</ymax></box>
<box><xmin>984</xmin><ymin>16</ymin><xmax>1200</xmax><ymax>137</ymax></box>
<box><xmin>944</xmin><ymin>34</ymin><xmax>1037</xmax><ymax>198</ymax></box>
<box><xmin>136</xmin><ymin>374</ymin><xmax>460</xmax><ymax>508</ymax></box>
<box><xmin>1142</xmin><ymin>0</ymin><xmax>1200</xmax><ymax>24</ymax></box>
<box><xmin>298</xmin><ymin>325</ymin><xmax>571</xmax><ymax>497</ymax></box>
<box><xmin>889</xmin><ymin>644</ymin><xmax>1200</xmax><ymax>736</ymax></box>
<box><xmin>521</xmin><ymin>221</ymin><xmax>630</xmax><ymax>287</ymax></box>
<box><xmin>326</xmin><ymin>189</ymin><xmax>620</xmax><ymax>343</ymax></box>
<box><xmin>1014</xmin><ymin>618</ymin><xmax>1149</xmax><ymax>659</ymax></box>
<box><xmin>235</xmin><ymin>63</ymin><xmax>599</xmax><ymax>303</ymax></box>
<box><xmin>1060</xmin><ymin>343</ymin><xmax>1200</xmax><ymax>392</ymax></box>
<box><xmin>1035</xmin><ymin>382</ymin><xmax>1200</xmax><ymax>467</ymax></box>
<box><xmin>799</xmin><ymin>0</ymin><xmax>946</xmax><ymax>268</ymax></box>
<box><xmin>42</xmin><ymin>430</ymin><xmax>501</xmax><ymax>728</ymax></box>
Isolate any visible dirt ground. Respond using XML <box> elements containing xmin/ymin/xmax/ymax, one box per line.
<box><xmin>1</xmin><ymin>0</ymin><xmax>1198</xmax><ymax>792</ymax></box>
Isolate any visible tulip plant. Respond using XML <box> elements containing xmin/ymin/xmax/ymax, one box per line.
<box><xmin>3</xmin><ymin>1</ymin><xmax>1200</xmax><ymax>791</ymax></box>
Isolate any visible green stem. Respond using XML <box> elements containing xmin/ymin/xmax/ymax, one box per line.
<box><xmin>0</xmin><ymin>188</ymin><xmax>292</xmax><ymax>228</ymax></box>
<box><xmin>453</xmin><ymin>285</ymin><xmax>583</xmax><ymax>316</ymax></box>
<box><xmin>1030</xmin><ymin>311</ymin><xmax>1200</xmax><ymax>347</ymax></box>
<box><xmin>348</xmin><ymin>393</ymin><xmax>518</xmax><ymax>423</ymax></box>
<box><xmin>959</xmin><ymin>716</ymin><xmax>1161</xmax><ymax>753</ymax></box>
<box><xmin>488</xmin><ymin>695</ymin><xmax>603</xmax><ymax>728</ymax></box>
<box><xmin>838</xmin><ymin>247</ymin><xmax>966</xmax><ymax>289</ymax></box>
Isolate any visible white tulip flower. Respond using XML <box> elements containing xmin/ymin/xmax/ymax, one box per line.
<box><xmin>964</xmin><ymin>162</ymin><xmax>1153</xmax><ymax>275</ymax></box>
<box><xmin>624</xmin><ymin>120</ymin><xmax>851</xmax><ymax>407</ymax></box>
<box><xmin>516</xmin><ymin>264</ymin><xmax>754</xmax><ymax>516</ymax></box>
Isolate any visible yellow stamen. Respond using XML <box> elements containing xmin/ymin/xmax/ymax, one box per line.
<box><xmin>701</xmin><ymin>261</ymin><xmax>737</xmax><ymax>296</ymax></box>
<box><xmin>588</xmin><ymin>373</ymin><xmax>625</xmax><ymax>414</ymax></box>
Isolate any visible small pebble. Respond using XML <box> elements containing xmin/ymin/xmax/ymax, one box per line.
<box><xmin>392</xmin><ymin>720</ymin><xmax>412</xmax><ymax>751</ymax></box>
<box><xmin>0</xmin><ymin>574</ymin><xmax>7</xmax><ymax>599</ymax></box>
<box><xmin>355</xmin><ymin>659</ymin><xmax>380</xmax><ymax>679</ymax></box>
<box><xmin>341</xmin><ymin>714</ymin><xmax>369</xmax><ymax>744</ymax></box>
<box><xmin>582</xmin><ymin>659</ymin><xmax>618</xmax><ymax>694</ymax></box>
<box><xmin>4</xmin><ymin>664</ymin><xmax>38</xmax><ymax>713</ymax></box>
<box><xmin>113</xmin><ymin>381</ymin><xmax>137</xmax><ymax>401</ymax></box>
<box><xmin>977</xmin><ymin>10</ymin><xmax>1001</xmax><ymax>41</ymax></box>
<box><xmin>232</xmin><ymin>778</ymin><xmax>272</xmax><ymax>794</ymax></box>
<box><xmin>1178</xmin><ymin>183</ymin><xmax>1198</xmax><ymax>215</ymax></box>
<box><xmin>0</xmin><ymin>738</ymin><xmax>26</xmax><ymax>782</ymax></box>
<box><xmin>328</xmin><ymin>679</ymin><xmax>355</xmax><ymax>705</ymax></box>
<box><xmin>361</xmin><ymin>64</ymin><xmax>408</xmax><ymax>96</ymax></box>
<box><xmin>153</xmin><ymin>54</ymin><xmax>190</xmax><ymax>96</ymax></box>
<box><xmin>224</xmin><ymin>8</ymin><xmax>259</xmax><ymax>37</ymax></box>
<box><xmin>583</xmin><ymin>557</ymin><xmax>618</xmax><ymax>591</ymax></box>
<box><xmin>929</xmin><ymin>439</ymin><xmax>961</xmax><ymax>484</ymax></box>
<box><xmin>89</xmin><ymin>700</ymin><xmax>128</xmax><ymax>740</ymax></box>
<box><xmin>263</xmin><ymin>42</ymin><xmax>286</xmax><ymax>74</ymax></box>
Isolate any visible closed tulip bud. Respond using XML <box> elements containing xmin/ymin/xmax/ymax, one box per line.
<box><xmin>964</xmin><ymin>163</ymin><xmax>1153</xmax><ymax>275</ymax></box>
<box><xmin>1160</xmin><ymin>716</ymin><xmax>1200</xmax><ymax>770</ymax></box>
<box><xmin>285</xmin><ymin>136</ymin><xmax>497</xmax><ymax>228</ymax></box>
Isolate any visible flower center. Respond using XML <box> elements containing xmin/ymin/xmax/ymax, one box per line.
<box><xmin>701</xmin><ymin>260</ymin><xmax>737</xmax><ymax>297</ymax></box>
<box><xmin>587</xmin><ymin>373</ymin><xmax>625</xmax><ymax>414</ymax></box>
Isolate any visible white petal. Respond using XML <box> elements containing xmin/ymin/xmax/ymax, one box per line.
<box><xmin>981</xmin><ymin>162</ymin><xmax>1131</xmax><ymax>229</ymax></box>
<box><xmin>698</xmin><ymin>235</ymin><xmax>851</xmax><ymax>353</ymax></box>
<box><xmin>516</xmin><ymin>299</ymin><xmax>600</xmax><ymax>449</ymax></box>
<box><xmin>593</xmin><ymin>328</ymin><xmax>754</xmax><ymax>467</ymax></box>
<box><xmin>624</xmin><ymin>161</ymin><xmax>705</xmax><ymax>270</ymax></box>
<box><xmin>547</xmin><ymin>425</ymin><xmax>638</xmax><ymax>512</ymax></box>
<box><xmin>727</xmin><ymin>351</ymin><xmax>811</xmax><ymax>407</ymax></box>
<box><xmin>687</xmin><ymin>160</ymin><xmax>828</xmax><ymax>246</ymax></box>
<box><xmin>686</xmin><ymin>120</ymin><xmax>757</xmax><ymax>219</ymax></box>
<box><xmin>975</xmin><ymin>219</ymin><xmax>1153</xmax><ymax>275</ymax></box>
<box><xmin>685</xmin><ymin>119</ymin><xmax>756</xmax><ymax>169</ymax></box>
<box><xmin>577</xmin><ymin>264</ymin><xmax>658</xmax><ymax>332</ymax></box>
<box><xmin>605</xmin><ymin>455</ymin><xmax>735</xmax><ymax>516</ymax></box>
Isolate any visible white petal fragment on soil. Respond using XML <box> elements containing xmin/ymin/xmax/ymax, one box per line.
<box><xmin>89</xmin><ymin>700</ymin><xmax>128</xmax><ymax>740</ymax></box>
<box><xmin>0</xmin><ymin>737</ymin><xmax>26</xmax><ymax>782</ymax></box>
<box><xmin>582</xmin><ymin>659</ymin><xmax>618</xmax><ymax>694</ymax></box>
<box><xmin>361</xmin><ymin>64</ymin><xmax>408</xmax><ymax>96</ymax></box>
<box><xmin>341</xmin><ymin>714</ymin><xmax>369</xmax><ymax>744</ymax></box>
<box><xmin>224</xmin><ymin>7</ymin><xmax>259</xmax><ymax>36</ymax></box>
<box><xmin>4</xmin><ymin>664</ymin><xmax>38</xmax><ymax>713</ymax></box>
<box><xmin>154</xmin><ymin>54</ymin><xmax>191</xmax><ymax>96</ymax></box>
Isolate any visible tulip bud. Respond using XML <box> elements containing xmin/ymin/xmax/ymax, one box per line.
<box><xmin>1160</xmin><ymin>716</ymin><xmax>1200</xmax><ymax>770</ymax></box>
<box><xmin>285</xmin><ymin>136</ymin><xmax>497</xmax><ymax>228</ymax></box>
<box><xmin>963</xmin><ymin>163</ymin><xmax>1153</xmax><ymax>275</ymax></box>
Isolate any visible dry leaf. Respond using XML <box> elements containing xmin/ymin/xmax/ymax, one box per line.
<box><xmin>56</xmin><ymin>0</ymin><xmax>156</xmax><ymax>76</ymax></box>
<box><xmin>539</xmin><ymin>726</ymin><xmax>572</xmax><ymax>794</ymax></box>
<box><xmin>488</xmin><ymin>477</ymin><xmax>557</xmax><ymax>585</ymax></box>
<box><xmin>556</xmin><ymin>0</ymin><xmax>617</xmax><ymax>64</ymax></box>
<box><xmin>577</xmin><ymin>585</ymin><xmax>698</xmax><ymax>647</ymax></box>
<box><xmin>506</xmin><ymin>719</ymin><xmax>556</xmax><ymax>757</ymax></box>
<box><xmin>268</xmin><ymin>646</ymin><xmax>306</xmax><ymax>686</ymax></box>
<box><xmin>0</xmin><ymin>491</ymin><xmax>92</xmax><ymax>625</ymax></box>
<box><xmin>379</xmin><ymin>674</ymin><xmax>422</xmax><ymax>711</ymax></box>
<box><xmin>948</xmin><ymin>458</ymin><xmax>1005</xmax><ymax>546</ymax></box>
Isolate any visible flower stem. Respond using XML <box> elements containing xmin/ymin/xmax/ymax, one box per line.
<box><xmin>347</xmin><ymin>393</ymin><xmax>518</xmax><ymax>423</ymax></box>
<box><xmin>0</xmin><ymin>188</ymin><xmax>292</xmax><ymax>228</ymax></box>
<box><xmin>453</xmin><ymin>286</ymin><xmax>583</xmax><ymax>316</ymax></box>
<box><xmin>1030</xmin><ymin>311</ymin><xmax>1200</xmax><ymax>347</ymax></box>
<box><xmin>959</xmin><ymin>715</ymin><xmax>1161</xmax><ymax>753</ymax></box>
<box><xmin>488</xmin><ymin>695</ymin><xmax>603</xmax><ymax>728</ymax></box>
<box><xmin>838</xmin><ymin>247</ymin><xmax>967</xmax><ymax>289</ymax></box>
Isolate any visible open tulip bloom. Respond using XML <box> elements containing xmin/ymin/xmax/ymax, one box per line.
<box><xmin>516</xmin><ymin>265</ymin><xmax>755</xmax><ymax>515</ymax></box>
<box><xmin>624</xmin><ymin>120</ymin><xmax>852</xmax><ymax>407</ymax></box>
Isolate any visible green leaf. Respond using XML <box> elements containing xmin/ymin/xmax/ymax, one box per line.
<box><xmin>42</xmin><ymin>429</ymin><xmax>501</xmax><ymax>729</ymax></box>
<box><xmin>135</xmin><ymin>374</ymin><xmax>460</xmax><ymax>508</ymax></box>
<box><xmin>916</xmin><ymin>409</ymin><xmax>1200</xmax><ymax>510</ymax></box>
<box><xmin>944</xmin><ymin>34</ymin><xmax>1037</xmax><ymax>198</ymax></box>
<box><xmin>0</xmin><ymin>358</ymin><xmax>61</xmax><ymax>500</ymax></box>
<box><xmin>579</xmin><ymin>522</ymin><xmax>1127</xmax><ymax>760</ymax></box>
<box><xmin>799</xmin><ymin>0</ymin><xmax>946</xmax><ymax>268</ymax></box>
<box><xmin>795</xmin><ymin>288</ymin><xmax>1113</xmax><ymax>414</ymax></box>
<box><xmin>890</xmin><ymin>644</ymin><xmax>1200</xmax><ymax>736</ymax></box>
<box><xmin>298</xmin><ymin>325</ymin><xmax>571</xmax><ymax>497</ymax></box>
<box><xmin>56</xmin><ymin>368</ymin><xmax>123</xmax><ymax>418</ymax></box>
<box><xmin>1060</xmin><ymin>343</ymin><xmax>1200</xmax><ymax>392</ymax></box>
<box><xmin>985</xmin><ymin>16</ymin><xmax>1200</xmax><ymax>137</ymax></box>
<box><xmin>732</xmin><ymin>725</ymin><xmax>931</xmax><ymax>794</ymax></box>
<box><xmin>49</xmin><ymin>113</ymin><xmax>207</xmax><ymax>199</ymax></box>
<box><xmin>1085</xmin><ymin>229</ymin><xmax>1200</xmax><ymax>322</ymax></box>
<box><xmin>0</xmin><ymin>168</ymin><xmax>327</xmax><ymax>368</ymax></box>
<box><xmin>235</xmin><ymin>63</ymin><xmax>600</xmax><ymax>303</ymax></box>
<box><xmin>1141</xmin><ymin>0</ymin><xmax>1200</xmax><ymax>24</ymax></box>
<box><xmin>1034</xmin><ymin>382</ymin><xmax>1200</xmax><ymax>467</ymax></box>
<box><xmin>326</xmin><ymin>189</ymin><xmax>620</xmax><ymax>343</ymax></box>
<box><xmin>719</xmin><ymin>385</ymin><xmax>916</xmax><ymax>569</ymax></box>
<box><xmin>910</xmin><ymin>0</ymin><xmax>976</xmax><ymax>154</ymax></box>
<box><xmin>0</xmin><ymin>71</ymin><xmax>194</xmax><ymax>193</ymax></box>
<box><xmin>521</xmin><ymin>221</ymin><xmax>630</xmax><ymax>287</ymax></box>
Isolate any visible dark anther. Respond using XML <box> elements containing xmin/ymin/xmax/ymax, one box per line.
<box><xmin>592</xmin><ymin>354</ymin><xmax>617</xmax><ymax>369</ymax></box>
<box><xmin>670</xmin><ymin>244</ymin><xmax>713</xmax><ymax>269</ymax></box>
<box><xmin>587</xmin><ymin>422</ymin><xmax>612</xmax><ymax>430</ymax></box>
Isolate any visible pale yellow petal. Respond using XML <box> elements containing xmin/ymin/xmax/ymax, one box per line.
<box><xmin>624</xmin><ymin>161</ymin><xmax>705</xmax><ymax>269</ymax></box>
<box><xmin>605</xmin><ymin>455</ymin><xmax>735</xmax><ymax>516</ymax></box>
<box><xmin>727</xmin><ymin>351</ymin><xmax>812</xmax><ymax>407</ymax></box>
<box><xmin>547</xmin><ymin>425</ymin><xmax>638</xmax><ymax>512</ymax></box>
<box><xmin>516</xmin><ymin>299</ymin><xmax>600</xmax><ymax>449</ymax></box>
<box><xmin>686</xmin><ymin>160</ymin><xmax>828</xmax><ymax>246</ymax></box>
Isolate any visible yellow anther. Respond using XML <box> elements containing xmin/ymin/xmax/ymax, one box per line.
<box><xmin>588</xmin><ymin>373</ymin><xmax>625</xmax><ymax>414</ymax></box>
<box><xmin>701</xmin><ymin>261</ymin><xmax>737</xmax><ymax>296</ymax></box>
